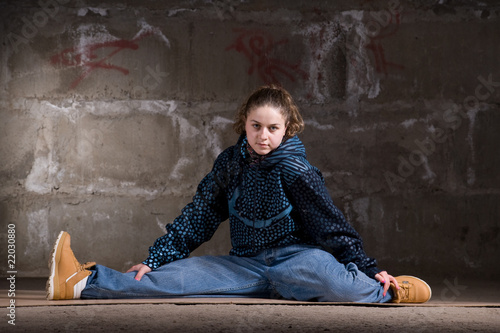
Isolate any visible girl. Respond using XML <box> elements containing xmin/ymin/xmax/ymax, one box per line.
<box><xmin>47</xmin><ymin>85</ymin><xmax>431</xmax><ymax>303</ymax></box>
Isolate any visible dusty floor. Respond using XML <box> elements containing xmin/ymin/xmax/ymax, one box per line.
<box><xmin>1</xmin><ymin>278</ymin><xmax>500</xmax><ymax>332</ymax></box>
<box><xmin>10</xmin><ymin>303</ymin><xmax>500</xmax><ymax>332</ymax></box>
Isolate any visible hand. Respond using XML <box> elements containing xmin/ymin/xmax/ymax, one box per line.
<box><xmin>126</xmin><ymin>263</ymin><xmax>152</xmax><ymax>281</ymax></box>
<box><xmin>374</xmin><ymin>271</ymin><xmax>399</xmax><ymax>297</ymax></box>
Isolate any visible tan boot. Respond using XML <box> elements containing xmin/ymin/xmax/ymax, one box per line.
<box><xmin>46</xmin><ymin>231</ymin><xmax>95</xmax><ymax>300</ymax></box>
<box><xmin>391</xmin><ymin>275</ymin><xmax>432</xmax><ymax>303</ymax></box>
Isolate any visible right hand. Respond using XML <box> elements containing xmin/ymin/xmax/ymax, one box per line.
<box><xmin>126</xmin><ymin>263</ymin><xmax>152</xmax><ymax>281</ymax></box>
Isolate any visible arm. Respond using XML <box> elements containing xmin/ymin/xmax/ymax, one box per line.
<box><xmin>142</xmin><ymin>164</ymin><xmax>229</xmax><ymax>271</ymax></box>
<box><xmin>286</xmin><ymin>166</ymin><xmax>380</xmax><ymax>278</ymax></box>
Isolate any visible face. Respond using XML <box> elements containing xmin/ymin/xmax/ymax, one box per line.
<box><xmin>244</xmin><ymin>105</ymin><xmax>287</xmax><ymax>155</ymax></box>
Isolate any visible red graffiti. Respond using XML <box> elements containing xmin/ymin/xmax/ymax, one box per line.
<box><xmin>226</xmin><ymin>29</ymin><xmax>308</xmax><ymax>84</ymax></box>
<box><xmin>51</xmin><ymin>29</ymin><xmax>157</xmax><ymax>89</ymax></box>
<box><xmin>365</xmin><ymin>41</ymin><xmax>404</xmax><ymax>74</ymax></box>
<box><xmin>364</xmin><ymin>10</ymin><xmax>404</xmax><ymax>74</ymax></box>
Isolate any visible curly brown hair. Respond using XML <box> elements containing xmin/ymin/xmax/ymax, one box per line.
<box><xmin>233</xmin><ymin>85</ymin><xmax>305</xmax><ymax>139</ymax></box>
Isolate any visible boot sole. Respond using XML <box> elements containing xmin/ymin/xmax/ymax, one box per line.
<box><xmin>46</xmin><ymin>231</ymin><xmax>67</xmax><ymax>300</ymax></box>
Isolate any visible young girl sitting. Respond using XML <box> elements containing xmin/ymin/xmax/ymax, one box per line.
<box><xmin>47</xmin><ymin>85</ymin><xmax>431</xmax><ymax>303</ymax></box>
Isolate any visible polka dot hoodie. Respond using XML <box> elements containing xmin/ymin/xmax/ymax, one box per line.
<box><xmin>143</xmin><ymin>135</ymin><xmax>380</xmax><ymax>278</ymax></box>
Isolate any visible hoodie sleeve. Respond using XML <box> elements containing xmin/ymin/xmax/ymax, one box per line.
<box><xmin>142</xmin><ymin>155</ymin><xmax>230</xmax><ymax>270</ymax></box>
<box><xmin>284</xmin><ymin>161</ymin><xmax>380</xmax><ymax>279</ymax></box>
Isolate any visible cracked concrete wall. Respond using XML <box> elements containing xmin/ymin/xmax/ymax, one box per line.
<box><xmin>1</xmin><ymin>0</ymin><xmax>499</xmax><ymax>282</ymax></box>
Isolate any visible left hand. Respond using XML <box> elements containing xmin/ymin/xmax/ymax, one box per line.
<box><xmin>374</xmin><ymin>271</ymin><xmax>399</xmax><ymax>297</ymax></box>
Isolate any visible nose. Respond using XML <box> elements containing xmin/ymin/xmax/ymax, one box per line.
<box><xmin>258</xmin><ymin>127</ymin><xmax>269</xmax><ymax>140</ymax></box>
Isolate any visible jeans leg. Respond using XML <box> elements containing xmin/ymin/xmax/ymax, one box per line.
<box><xmin>268</xmin><ymin>245</ymin><xmax>393</xmax><ymax>303</ymax></box>
<box><xmin>81</xmin><ymin>255</ymin><xmax>270</xmax><ymax>299</ymax></box>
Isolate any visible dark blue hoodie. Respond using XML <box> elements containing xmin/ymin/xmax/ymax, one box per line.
<box><xmin>144</xmin><ymin>135</ymin><xmax>380</xmax><ymax>278</ymax></box>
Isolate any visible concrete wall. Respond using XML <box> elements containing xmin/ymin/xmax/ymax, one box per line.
<box><xmin>1</xmin><ymin>0</ymin><xmax>499</xmax><ymax>283</ymax></box>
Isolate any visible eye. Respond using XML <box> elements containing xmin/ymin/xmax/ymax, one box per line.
<box><xmin>252</xmin><ymin>124</ymin><xmax>260</xmax><ymax>129</ymax></box>
<box><xmin>270</xmin><ymin>126</ymin><xmax>278</xmax><ymax>132</ymax></box>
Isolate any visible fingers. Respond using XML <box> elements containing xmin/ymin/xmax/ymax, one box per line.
<box><xmin>383</xmin><ymin>279</ymin><xmax>390</xmax><ymax>297</ymax></box>
<box><xmin>134</xmin><ymin>265</ymin><xmax>152</xmax><ymax>281</ymax></box>
<box><xmin>376</xmin><ymin>271</ymin><xmax>399</xmax><ymax>297</ymax></box>
<box><xmin>389</xmin><ymin>274</ymin><xmax>400</xmax><ymax>290</ymax></box>
<box><xmin>377</xmin><ymin>273</ymin><xmax>388</xmax><ymax>296</ymax></box>
<box><xmin>125</xmin><ymin>264</ymin><xmax>152</xmax><ymax>281</ymax></box>
<box><xmin>126</xmin><ymin>264</ymin><xmax>141</xmax><ymax>273</ymax></box>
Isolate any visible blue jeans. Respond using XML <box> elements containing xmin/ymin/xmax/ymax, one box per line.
<box><xmin>81</xmin><ymin>244</ymin><xmax>393</xmax><ymax>303</ymax></box>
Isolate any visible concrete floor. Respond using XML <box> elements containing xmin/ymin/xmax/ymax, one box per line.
<box><xmin>1</xmin><ymin>278</ymin><xmax>499</xmax><ymax>332</ymax></box>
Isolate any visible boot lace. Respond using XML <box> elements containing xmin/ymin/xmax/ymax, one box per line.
<box><xmin>397</xmin><ymin>282</ymin><xmax>411</xmax><ymax>301</ymax></box>
<box><xmin>79</xmin><ymin>261</ymin><xmax>96</xmax><ymax>271</ymax></box>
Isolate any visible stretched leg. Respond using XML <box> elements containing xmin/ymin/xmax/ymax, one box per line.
<box><xmin>81</xmin><ymin>255</ymin><xmax>271</xmax><ymax>299</ymax></box>
<box><xmin>268</xmin><ymin>245</ymin><xmax>392</xmax><ymax>303</ymax></box>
